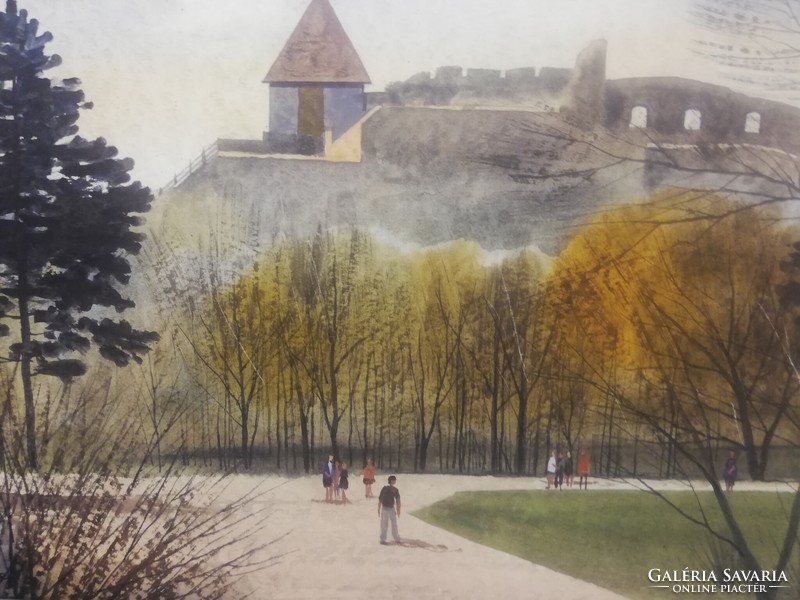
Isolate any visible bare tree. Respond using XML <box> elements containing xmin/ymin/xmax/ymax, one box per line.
<box><xmin>0</xmin><ymin>366</ymin><xmax>277</xmax><ymax>600</ymax></box>
<box><xmin>692</xmin><ymin>0</ymin><xmax>800</xmax><ymax>99</ymax></box>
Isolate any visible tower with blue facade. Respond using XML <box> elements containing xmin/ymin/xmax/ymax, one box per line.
<box><xmin>263</xmin><ymin>0</ymin><xmax>371</xmax><ymax>155</ymax></box>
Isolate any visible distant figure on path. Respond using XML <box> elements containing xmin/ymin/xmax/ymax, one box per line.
<box><xmin>339</xmin><ymin>462</ymin><xmax>350</xmax><ymax>503</ymax></box>
<box><xmin>563</xmin><ymin>451</ymin><xmax>574</xmax><ymax>488</ymax></box>
<box><xmin>555</xmin><ymin>452</ymin><xmax>565</xmax><ymax>489</ymax></box>
<box><xmin>323</xmin><ymin>454</ymin><xmax>335</xmax><ymax>503</ymax></box>
<box><xmin>546</xmin><ymin>452</ymin><xmax>557</xmax><ymax>489</ymax></box>
<box><xmin>362</xmin><ymin>458</ymin><xmax>376</xmax><ymax>498</ymax></box>
<box><xmin>577</xmin><ymin>450</ymin><xmax>590</xmax><ymax>490</ymax></box>
<box><xmin>378</xmin><ymin>475</ymin><xmax>401</xmax><ymax>545</ymax></box>
<box><xmin>334</xmin><ymin>460</ymin><xmax>342</xmax><ymax>499</ymax></box>
<box><xmin>723</xmin><ymin>450</ymin><xmax>738</xmax><ymax>492</ymax></box>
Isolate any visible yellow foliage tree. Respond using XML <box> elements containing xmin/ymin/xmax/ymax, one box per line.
<box><xmin>551</xmin><ymin>194</ymin><xmax>800</xmax><ymax>482</ymax></box>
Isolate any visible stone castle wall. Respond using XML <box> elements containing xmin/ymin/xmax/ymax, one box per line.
<box><xmin>605</xmin><ymin>77</ymin><xmax>800</xmax><ymax>152</ymax></box>
<box><xmin>364</xmin><ymin>38</ymin><xmax>800</xmax><ymax>153</ymax></box>
<box><xmin>366</xmin><ymin>65</ymin><xmax>573</xmax><ymax>109</ymax></box>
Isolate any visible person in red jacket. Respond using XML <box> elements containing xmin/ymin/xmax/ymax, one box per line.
<box><xmin>577</xmin><ymin>450</ymin><xmax>590</xmax><ymax>490</ymax></box>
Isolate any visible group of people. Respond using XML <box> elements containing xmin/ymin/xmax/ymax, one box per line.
<box><xmin>542</xmin><ymin>447</ymin><xmax>741</xmax><ymax>493</ymax></box>
<box><xmin>546</xmin><ymin>450</ymin><xmax>591</xmax><ymax>490</ymax></box>
<box><xmin>320</xmin><ymin>448</ymin><xmax>740</xmax><ymax>546</ymax></box>
<box><xmin>321</xmin><ymin>455</ymin><xmax>402</xmax><ymax>544</ymax></box>
<box><xmin>322</xmin><ymin>456</ymin><xmax>378</xmax><ymax>504</ymax></box>
<box><xmin>322</xmin><ymin>454</ymin><xmax>351</xmax><ymax>503</ymax></box>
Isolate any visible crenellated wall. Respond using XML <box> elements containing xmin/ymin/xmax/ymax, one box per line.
<box><xmin>366</xmin><ymin>64</ymin><xmax>573</xmax><ymax>108</ymax></box>
<box><xmin>365</xmin><ymin>40</ymin><xmax>800</xmax><ymax>155</ymax></box>
<box><xmin>166</xmin><ymin>40</ymin><xmax>800</xmax><ymax>262</ymax></box>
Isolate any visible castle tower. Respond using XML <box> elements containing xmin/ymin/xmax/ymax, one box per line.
<box><xmin>263</xmin><ymin>0</ymin><xmax>371</xmax><ymax>155</ymax></box>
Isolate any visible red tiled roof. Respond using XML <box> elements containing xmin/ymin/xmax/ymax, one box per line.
<box><xmin>264</xmin><ymin>0</ymin><xmax>371</xmax><ymax>84</ymax></box>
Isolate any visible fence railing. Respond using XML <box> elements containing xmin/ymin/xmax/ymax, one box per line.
<box><xmin>158</xmin><ymin>140</ymin><xmax>219</xmax><ymax>195</ymax></box>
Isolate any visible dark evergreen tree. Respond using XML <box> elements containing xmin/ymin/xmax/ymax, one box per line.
<box><xmin>0</xmin><ymin>1</ymin><xmax>158</xmax><ymax>468</ymax></box>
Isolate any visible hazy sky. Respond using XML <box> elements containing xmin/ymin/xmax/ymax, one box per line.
<box><xmin>18</xmin><ymin>0</ymin><xmax>730</xmax><ymax>188</ymax></box>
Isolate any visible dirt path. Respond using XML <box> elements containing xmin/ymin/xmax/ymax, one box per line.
<box><xmin>221</xmin><ymin>474</ymin><xmax>632</xmax><ymax>600</ymax></box>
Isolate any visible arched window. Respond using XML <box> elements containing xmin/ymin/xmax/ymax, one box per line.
<box><xmin>745</xmin><ymin>112</ymin><xmax>761</xmax><ymax>134</ymax></box>
<box><xmin>684</xmin><ymin>109</ymin><xmax>702</xmax><ymax>131</ymax></box>
<box><xmin>629</xmin><ymin>106</ymin><xmax>648</xmax><ymax>128</ymax></box>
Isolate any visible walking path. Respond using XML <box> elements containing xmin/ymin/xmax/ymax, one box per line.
<box><xmin>216</xmin><ymin>474</ymin><xmax>641</xmax><ymax>599</ymax></box>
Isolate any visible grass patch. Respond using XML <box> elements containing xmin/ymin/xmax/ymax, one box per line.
<box><xmin>414</xmin><ymin>490</ymin><xmax>797</xmax><ymax>599</ymax></box>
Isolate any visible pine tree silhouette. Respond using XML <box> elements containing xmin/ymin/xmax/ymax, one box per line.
<box><xmin>0</xmin><ymin>1</ymin><xmax>159</xmax><ymax>468</ymax></box>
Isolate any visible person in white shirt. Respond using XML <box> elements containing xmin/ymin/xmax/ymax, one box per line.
<box><xmin>546</xmin><ymin>452</ymin><xmax>557</xmax><ymax>490</ymax></box>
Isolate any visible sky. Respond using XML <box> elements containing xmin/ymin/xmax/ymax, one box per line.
<box><xmin>16</xmin><ymin>0</ymin><xmax>739</xmax><ymax>189</ymax></box>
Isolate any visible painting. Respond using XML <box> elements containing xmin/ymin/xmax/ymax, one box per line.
<box><xmin>0</xmin><ymin>0</ymin><xmax>797</xmax><ymax>598</ymax></box>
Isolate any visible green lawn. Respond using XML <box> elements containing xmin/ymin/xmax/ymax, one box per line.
<box><xmin>414</xmin><ymin>490</ymin><xmax>797</xmax><ymax>599</ymax></box>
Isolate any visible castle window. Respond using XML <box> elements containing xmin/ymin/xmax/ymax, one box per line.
<box><xmin>745</xmin><ymin>112</ymin><xmax>761</xmax><ymax>134</ymax></box>
<box><xmin>629</xmin><ymin>106</ymin><xmax>648</xmax><ymax>128</ymax></box>
<box><xmin>684</xmin><ymin>109</ymin><xmax>702</xmax><ymax>131</ymax></box>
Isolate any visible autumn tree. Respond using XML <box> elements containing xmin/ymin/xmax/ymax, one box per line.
<box><xmin>554</xmin><ymin>196</ymin><xmax>800</xmax><ymax>476</ymax></box>
<box><xmin>279</xmin><ymin>230</ymin><xmax>377</xmax><ymax>460</ymax></box>
<box><xmin>404</xmin><ymin>242</ymin><xmax>478</xmax><ymax>471</ymax></box>
<box><xmin>179</xmin><ymin>273</ymin><xmax>268</xmax><ymax>469</ymax></box>
<box><xmin>482</xmin><ymin>251</ymin><xmax>553</xmax><ymax>473</ymax></box>
<box><xmin>550</xmin><ymin>196</ymin><xmax>800</xmax><ymax>599</ymax></box>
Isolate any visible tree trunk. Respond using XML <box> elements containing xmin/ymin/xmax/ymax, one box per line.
<box><xmin>532</xmin><ymin>420</ymin><xmax>542</xmax><ymax>476</ymax></box>
<box><xmin>515</xmin><ymin>387</ymin><xmax>528</xmax><ymax>474</ymax></box>
<box><xmin>275</xmin><ymin>382</ymin><xmax>282</xmax><ymax>470</ymax></box>
<box><xmin>362</xmin><ymin>363</ymin><xmax>370</xmax><ymax>466</ymax></box>
<box><xmin>240</xmin><ymin>403</ymin><xmax>250</xmax><ymax>469</ymax></box>
<box><xmin>17</xmin><ymin>274</ymin><xmax>37</xmax><ymax>470</ymax></box>
<box><xmin>490</xmin><ymin>330</ymin><xmax>500</xmax><ymax>472</ymax></box>
<box><xmin>418</xmin><ymin>436</ymin><xmax>429</xmax><ymax>472</ymax></box>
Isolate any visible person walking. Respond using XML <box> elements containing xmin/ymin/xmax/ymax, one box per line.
<box><xmin>564</xmin><ymin>451</ymin><xmax>574</xmax><ymax>488</ymax></box>
<box><xmin>555</xmin><ymin>452</ymin><xmax>565</xmax><ymax>489</ymax></box>
<box><xmin>322</xmin><ymin>454</ymin><xmax>335</xmax><ymax>503</ymax></box>
<box><xmin>546</xmin><ymin>452</ymin><xmax>557</xmax><ymax>489</ymax></box>
<box><xmin>362</xmin><ymin>458</ymin><xmax>376</xmax><ymax>498</ymax></box>
<box><xmin>377</xmin><ymin>475</ymin><xmax>401</xmax><ymax>545</ymax></box>
<box><xmin>577</xmin><ymin>450</ymin><xmax>590</xmax><ymax>490</ymax></box>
